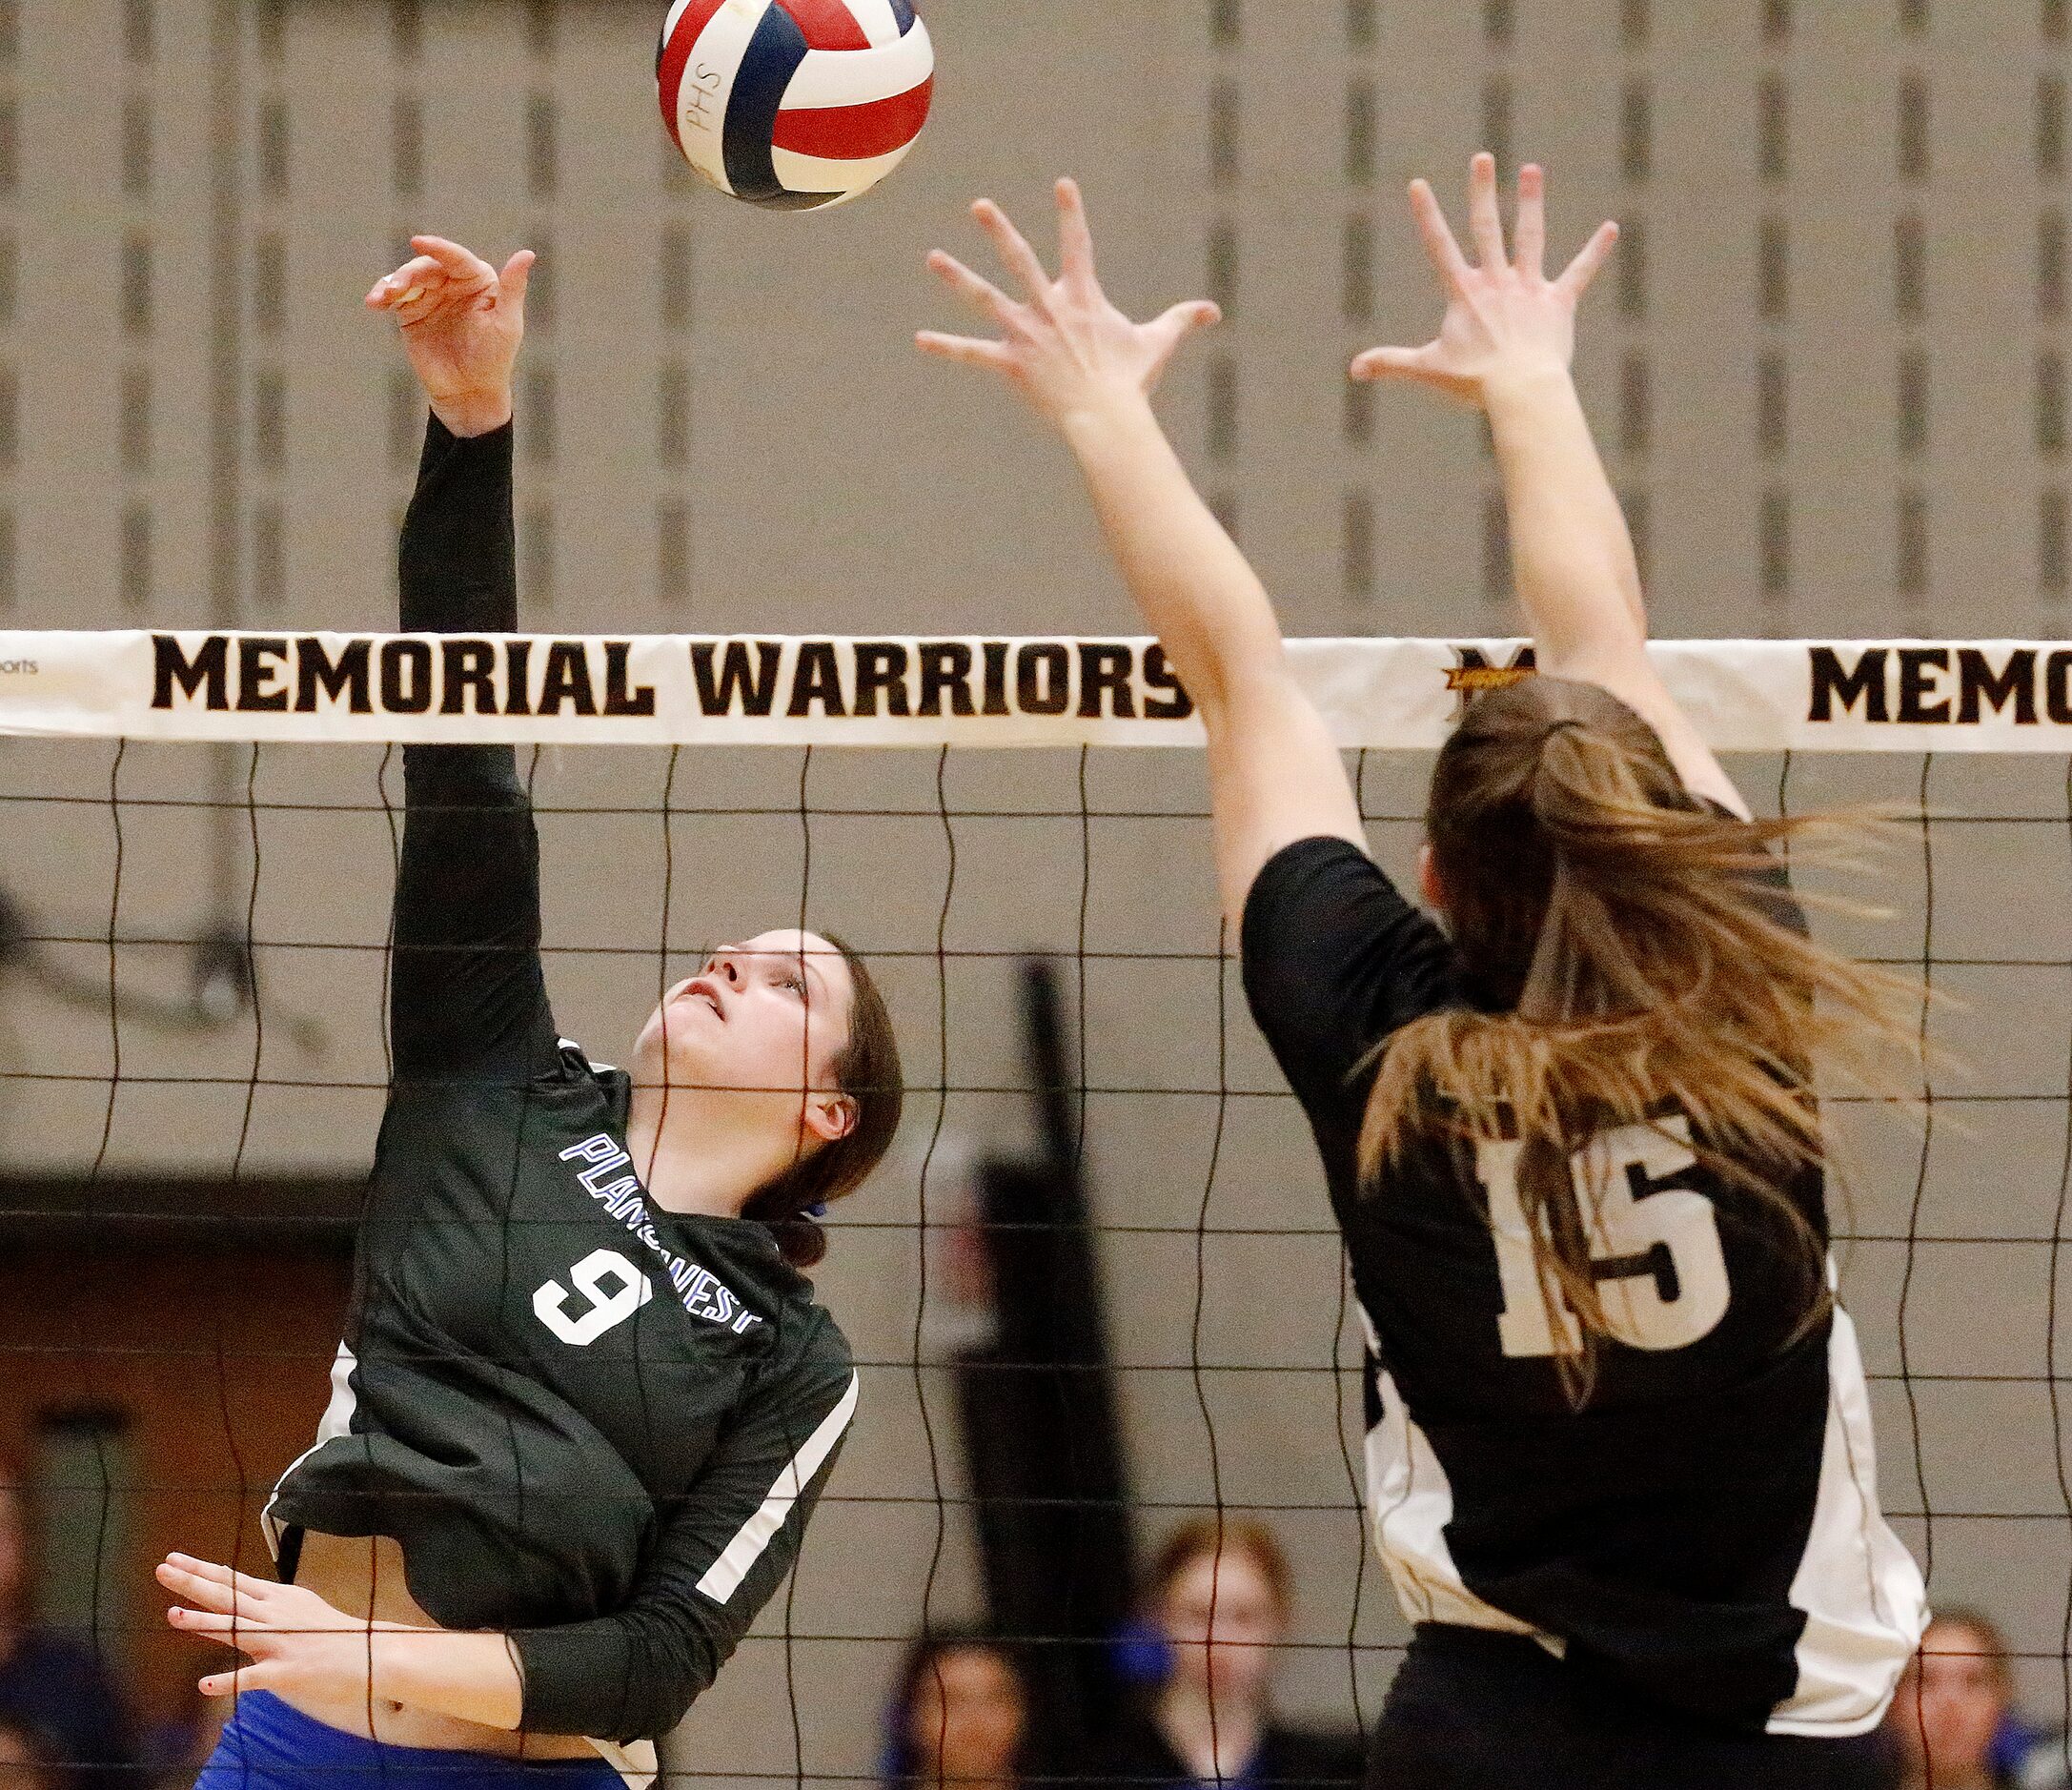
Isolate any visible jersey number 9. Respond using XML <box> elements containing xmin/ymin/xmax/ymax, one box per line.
<box><xmin>1475</xmin><ymin>1116</ymin><xmax>1732</xmax><ymax>1359</ymax></box>
<box><xmin>534</xmin><ymin>1248</ymin><xmax>657</xmax><ymax>1346</ymax></box>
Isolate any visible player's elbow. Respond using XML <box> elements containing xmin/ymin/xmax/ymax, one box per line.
<box><xmin>607</xmin><ymin>1624</ymin><xmax>724</xmax><ymax>1743</ymax></box>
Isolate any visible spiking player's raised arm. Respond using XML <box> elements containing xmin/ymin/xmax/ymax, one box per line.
<box><xmin>158</xmin><ymin>235</ymin><xmax>904</xmax><ymax>1790</ymax></box>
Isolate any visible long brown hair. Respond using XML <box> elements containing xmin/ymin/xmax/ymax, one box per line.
<box><xmin>743</xmin><ymin>932</ymin><xmax>904</xmax><ymax>1271</ymax></box>
<box><xmin>1360</xmin><ymin>676</ymin><xmax>1920</xmax><ymax>1404</ymax></box>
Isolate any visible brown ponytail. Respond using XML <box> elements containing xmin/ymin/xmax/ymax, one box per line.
<box><xmin>743</xmin><ymin>932</ymin><xmax>904</xmax><ymax>1270</ymax></box>
<box><xmin>1360</xmin><ymin>676</ymin><xmax>1921</xmax><ymax>1405</ymax></box>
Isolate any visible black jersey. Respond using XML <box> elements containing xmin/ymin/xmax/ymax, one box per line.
<box><xmin>1239</xmin><ymin>835</ymin><xmax>1925</xmax><ymax>1739</ymax></box>
<box><xmin>261</xmin><ymin>418</ymin><xmax>858</xmax><ymax>1747</ymax></box>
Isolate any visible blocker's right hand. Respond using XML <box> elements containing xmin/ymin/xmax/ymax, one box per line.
<box><xmin>367</xmin><ymin>236</ymin><xmax>535</xmax><ymax>439</ymax></box>
<box><xmin>919</xmin><ymin>180</ymin><xmax>1221</xmax><ymax>425</ymax></box>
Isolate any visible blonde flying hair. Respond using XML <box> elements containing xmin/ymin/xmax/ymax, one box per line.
<box><xmin>1360</xmin><ymin>676</ymin><xmax>1922</xmax><ymax>1406</ymax></box>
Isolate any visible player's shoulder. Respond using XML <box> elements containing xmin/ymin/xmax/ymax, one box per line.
<box><xmin>553</xmin><ymin>1035</ymin><xmax>632</xmax><ymax>1094</ymax></box>
<box><xmin>766</xmin><ymin>1292</ymin><xmax>855</xmax><ymax>1394</ymax></box>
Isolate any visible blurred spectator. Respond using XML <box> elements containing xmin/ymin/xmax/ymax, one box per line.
<box><xmin>1082</xmin><ymin>1519</ymin><xmax>1361</xmax><ymax>1790</ymax></box>
<box><xmin>1888</xmin><ymin>1609</ymin><xmax>2021</xmax><ymax>1790</ymax></box>
<box><xmin>0</xmin><ymin>1719</ymin><xmax>58</xmax><ymax>1790</ymax></box>
<box><xmin>0</xmin><ymin>1468</ymin><xmax>136</xmax><ymax>1790</ymax></box>
<box><xmin>884</xmin><ymin>1628</ymin><xmax>1030</xmax><ymax>1790</ymax></box>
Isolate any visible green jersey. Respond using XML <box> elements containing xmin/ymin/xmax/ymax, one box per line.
<box><xmin>261</xmin><ymin>419</ymin><xmax>857</xmax><ymax>1745</ymax></box>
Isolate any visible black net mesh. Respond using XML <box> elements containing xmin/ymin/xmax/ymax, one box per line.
<box><xmin>1</xmin><ymin>730</ymin><xmax>2068</xmax><ymax>1785</ymax></box>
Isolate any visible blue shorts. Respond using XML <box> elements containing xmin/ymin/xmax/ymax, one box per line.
<box><xmin>195</xmin><ymin>1692</ymin><xmax>625</xmax><ymax>1790</ymax></box>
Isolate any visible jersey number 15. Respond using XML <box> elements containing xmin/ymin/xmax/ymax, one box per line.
<box><xmin>1473</xmin><ymin>1116</ymin><xmax>1731</xmax><ymax>1358</ymax></box>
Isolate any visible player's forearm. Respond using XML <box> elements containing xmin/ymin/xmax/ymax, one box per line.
<box><xmin>371</xmin><ymin>1628</ymin><xmax>527</xmax><ymax>1731</ymax></box>
<box><xmin>399</xmin><ymin>417</ymin><xmax>518</xmax><ymax>637</ymax></box>
<box><xmin>1059</xmin><ymin>387</ymin><xmax>1289</xmax><ymax>722</ymax></box>
<box><xmin>1483</xmin><ymin>362</ymin><xmax>1648</xmax><ymax>660</ymax></box>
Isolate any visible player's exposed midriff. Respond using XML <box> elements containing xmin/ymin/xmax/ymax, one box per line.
<box><xmin>287</xmin><ymin>1532</ymin><xmax>599</xmax><ymax>1759</ymax></box>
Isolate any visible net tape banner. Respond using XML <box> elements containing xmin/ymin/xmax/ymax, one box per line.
<box><xmin>0</xmin><ymin>629</ymin><xmax>2068</xmax><ymax>751</ymax></box>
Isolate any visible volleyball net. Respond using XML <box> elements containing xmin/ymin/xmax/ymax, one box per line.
<box><xmin>3</xmin><ymin>630</ymin><xmax>2070</xmax><ymax>1784</ymax></box>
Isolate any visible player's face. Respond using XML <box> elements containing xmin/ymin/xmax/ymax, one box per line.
<box><xmin>1889</xmin><ymin>1619</ymin><xmax>2005</xmax><ymax>1777</ymax></box>
<box><xmin>638</xmin><ymin>931</ymin><xmax>859</xmax><ymax>1138</ymax></box>
<box><xmin>906</xmin><ymin>1646</ymin><xmax>1026</xmax><ymax>1782</ymax></box>
<box><xmin>1159</xmin><ymin>1548</ymin><xmax>1285</xmax><ymax>1702</ymax></box>
<box><xmin>0</xmin><ymin>1723</ymin><xmax>51</xmax><ymax>1790</ymax></box>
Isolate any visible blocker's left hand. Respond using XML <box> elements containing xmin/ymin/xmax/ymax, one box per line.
<box><xmin>919</xmin><ymin>179</ymin><xmax>1221</xmax><ymax>424</ymax></box>
<box><xmin>158</xmin><ymin>1552</ymin><xmax>409</xmax><ymax>1702</ymax></box>
<box><xmin>1351</xmin><ymin>154</ymin><xmax>1617</xmax><ymax>406</ymax></box>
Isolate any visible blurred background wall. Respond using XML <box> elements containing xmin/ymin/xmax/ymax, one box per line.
<box><xmin>0</xmin><ymin>2</ymin><xmax>2067</xmax><ymax>1786</ymax></box>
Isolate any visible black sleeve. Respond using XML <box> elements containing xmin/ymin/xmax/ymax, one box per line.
<box><xmin>1239</xmin><ymin>838</ymin><xmax>1459</xmax><ymax>1126</ymax></box>
<box><xmin>508</xmin><ymin>1338</ymin><xmax>858</xmax><ymax>1741</ymax></box>
<box><xmin>389</xmin><ymin>416</ymin><xmax>559</xmax><ymax>1086</ymax></box>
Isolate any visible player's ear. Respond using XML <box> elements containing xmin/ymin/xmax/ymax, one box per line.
<box><xmin>803</xmin><ymin>1091</ymin><xmax>857</xmax><ymax>1146</ymax></box>
<box><xmin>1417</xmin><ymin>842</ymin><xmax>1450</xmax><ymax>917</ymax></box>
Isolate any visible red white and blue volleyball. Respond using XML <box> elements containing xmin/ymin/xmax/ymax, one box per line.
<box><xmin>658</xmin><ymin>0</ymin><xmax>934</xmax><ymax>212</ymax></box>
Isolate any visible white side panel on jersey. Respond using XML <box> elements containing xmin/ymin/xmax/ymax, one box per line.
<box><xmin>843</xmin><ymin>0</ymin><xmax>904</xmax><ymax>47</ymax></box>
<box><xmin>669</xmin><ymin>0</ymin><xmax>777</xmax><ymax>196</ymax></box>
<box><xmin>696</xmin><ymin>1372</ymin><xmax>859</xmax><ymax>1604</ymax></box>
<box><xmin>782</xmin><ymin>29</ymin><xmax>933</xmax><ymax>110</ymax></box>
<box><xmin>1366</xmin><ymin>1359</ymin><xmax>1544</xmax><ymax>1640</ymax></box>
<box><xmin>1769</xmin><ymin>1292</ymin><xmax>1929</xmax><ymax>1737</ymax></box>
<box><xmin>259</xmin><ymin>1342</ymin><xmax>361</xmax><ymax>1556</ymax></box>
<box><xmin>770</xmin><ymin>140</ymin><xmax>918</xmax><ymax>197</ymax></box>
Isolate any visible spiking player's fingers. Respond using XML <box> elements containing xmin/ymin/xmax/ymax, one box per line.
<box><xmin>1466</xmin><ymin>152</ymin><xmax>1505</xmax><ymax>268</ymax></box>
<box><xmin>498</xmin><ymin>249</ymin><xmax>537</xmax><ymax>309</ymax></box>
<box><xmin>201</xmin><ymin>1663</ymin><xmax>272</xmax><ymax>1698</ymax></box>
<box><xmin>366</xmin><ymin>256</ymin><xmax>443</xmax><ymax>311</ymax></box>
<box><xmin>971</xmin><ymin>200</ymin><xmax>1054</xmax><ymax>306</ymax></box>
<box><xmin>927</xmin><ymin>251</ymin><xmax>1018</xmax><ymax>324</ymax></box>
<box><xmin>409</xmin><ymin>235</ymin><xmax>499</xmax><ymax>287</ymax></box>
<box><xmin>1514</xmin><ymin>164</ymin><xmax>1547</xmax><ymax>280</ymax></box>
<box><xmin>915</xmin><ymin>331</ymin><xmax>1014</xmax><ymax>372</ymax></box>
<box><xmin>1554</xmin><ymin>220</ymin><xmax>1620</xmax><ymax>302</ymax></box>
<box><xmin>1056</xmin><ymin>179</ymin><xmax>1098</xmax><ymax>293</ymax></box>
<box><xmin>167</xmin><ymin>1606</ymin><xmax>259</xmax><ymax>1643</ymax></box>
<box><xmin>1407</xmin><ymin>179</ymin><xmax>1473</xmax><ymax>291</ymax></box>
<box><xmin>157</xmin><ymin>1561</ymin><xmax>253</xmax><ymax>1613</ymax></box>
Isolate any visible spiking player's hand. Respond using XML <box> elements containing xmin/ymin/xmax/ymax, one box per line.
<box><xmin>158</xmin><ymin>1552</ymin><xmax>404</xmax><ymax>1702</ymax></box>
<box><xmin>919</xmin><ymin>179</ymin><xmax>1222</xmax><ymax>423</ymax></box>
<box><xmin>367</xmin><ymin>235</ymin><xmax>535</xmax><ymax>439</ymax></box>
<box><xmin>1351</xmin><ymin>155</ymin><xmax>1618</xmax><ymax>407</ymax></box>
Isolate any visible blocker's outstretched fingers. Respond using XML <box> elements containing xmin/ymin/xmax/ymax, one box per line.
<box><xmin>1055</xmin><ymin>178</ymin><xmax>1098</xmax><ymax>294</ymax></box>
<box><xmin>1466</xmin><ymin>151</ymin><xmax>1506</xmax><ymax>268</ymax></box>
<box><xmin>971</xmin><ymin>200</ymin><xmax>1054</xmax><ymax>304</ymax></box>
<box><xmin>1145</xmin><ymin>300</ymin><xmax>1222</xmax><ymax>375</ymax></box>
<box><xmin>1514</xmin><ymin>164</ymin><xmax>1548</xmax><ymax>281</ymax></box>
<box><xmin>1350</xmin><ymin>345</ymin><xmax>1428</xmax><ymax>383</ymax></box>
<box><xmin>916</xmin><ymin>331</ymin><xmax>1014</xmax><ymax>372</ymax></box>
<box><xmin>927</xmin><ymin>250</ymin><xmax>1018</xmax><ymax>324</ymax></box>
<box><xmin>1407</xmin><ymin>179</ymin><xmax>1473</xmax><ymax>291</ymax></box>
<box><xmin>1554</xmin><ymin>220</ymin><xmax>1621</xmax><ymax>302</ymax></box>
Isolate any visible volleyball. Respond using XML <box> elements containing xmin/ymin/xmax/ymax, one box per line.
<box><xmin>657</xmin><ymin>0</ymin><xmax>934</xmax><ymax>212</ymax></box>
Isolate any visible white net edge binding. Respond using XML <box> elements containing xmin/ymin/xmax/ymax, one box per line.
<box><xmin>0</xmin><ymin>629</ymin><xmax>2065</xmax><ymax>752</ymax></box>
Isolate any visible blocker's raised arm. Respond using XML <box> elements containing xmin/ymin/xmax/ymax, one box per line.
<box><xmin>1354</xmin><ymin>157</ymin><xmax>1747</xmax><ymax>819</ymax></box>
<box><xmin>919</xmin><ymin>181</ymin><xmax>1366</xmax><ymax>929</ymax></box>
